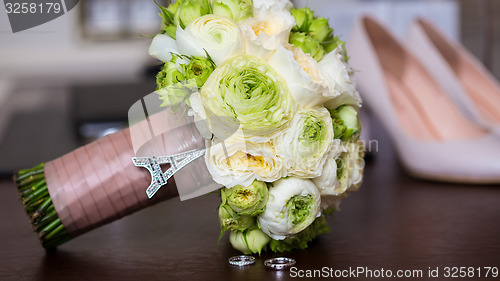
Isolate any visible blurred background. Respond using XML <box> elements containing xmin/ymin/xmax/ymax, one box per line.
<box><xmin>0</xmin><ymin>0</ymin><xmax>498</xmax><ymax>176</ymax></box>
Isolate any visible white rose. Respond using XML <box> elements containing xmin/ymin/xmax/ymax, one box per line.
<box><xmin>176</xmin><ymin>15</ymin><xmax>245</xmax><ymax>65</ymax></box>
<box><xmin>240</xmin><ymin>1</ymin><xmax>295</xmax><ymax>54</ymax></box>
<box><xmin>205</xmin><ymin>135</ymin><xmax>285</xmax><ymax>188</ymax></box>
<box><xmin>321</xmin><ymin>46</ymin><xmax>362</xmax><ymax>109</ymax></box>
<box><xmin>267</xmin><ymin>44</ymin><xmax>337</xmax><ymax>108</ymax></box>
<box><xmin>258</xmin><ymin>177</ymin><xmax>321</xmax><ymax>240</ymax></box>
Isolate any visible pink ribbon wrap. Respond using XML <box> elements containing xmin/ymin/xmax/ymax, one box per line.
<box><xmin>44</xmin><ymin>128</ymin><xmax>178</xmax><ymax>236</ymax></box>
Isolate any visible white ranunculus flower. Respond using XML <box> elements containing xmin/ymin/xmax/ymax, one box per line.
<box><xmin>312</xmin><ymin>139</ymin><xmax>342</xmax><ymax>193</ymax></box>
<box><xmin>343</xmin><ymin>141</ymin><xmax>365</xmax><ymax>192</ymax></box>
<box><xmin>176</xmin><ymin>15</ymin><xmax>245</xmax><ymax>65</ymax></box>
<box><xmin>320</xmin><ymin>46</ymin><xmax>362</xmax><ymax>109</ymax></box>
<box><xmin>205</xmin><ymin>135</ymin><xmax>285</xmax><ymax>188</ymax></box>
<box><xmin>275</xmin><ymin>107</ymin><xmax>335</xmax><ymax>178</ymax></box>
<box><xmin>240</xmin><ymin>1</ymin><xmax>295</xmax><ymax>53</ymax></box>
<box><xmin>148</xmin><ymin>34</ymin><xmax>180</xmax><ymax>62</ymax></box>
<box><xmin>322</xmin><ymin>140</ymin><xmax>365</xmax><ymax>196</ymax></box>
<box><xmin>267</xmin><ymin>44</ymin><xmax>337</xmax><ymax>108</ymax></box>
<box><xmin>258</xmin><ymin>177</ymin><xmax>321</xmax><ymax>240</ymax></box>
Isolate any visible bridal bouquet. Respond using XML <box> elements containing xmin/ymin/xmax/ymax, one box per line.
<box><xmin>148</xmin><ymin>0</ymin><xmax>364</xmax><ymax>254</ymax></box>
<box><xmin>14</xmin><ymin>0</ymin><xmax>363</xmax><ymax>253</ymax></box>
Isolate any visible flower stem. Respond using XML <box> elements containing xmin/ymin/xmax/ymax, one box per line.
<box><xmin>14</xmin><ymin>163</ymin><xmax>71</xmax><ymax>249</ymax></box>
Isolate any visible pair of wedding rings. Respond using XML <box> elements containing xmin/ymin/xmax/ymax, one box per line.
<box><xmin>228</xmin><ymin>255</ymin><xmax>296</xmax><ymax>270</ymax></box>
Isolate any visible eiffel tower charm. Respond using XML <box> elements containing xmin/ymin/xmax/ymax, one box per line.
<box><xmin>132</xmin><ymin>148</ymin><xmax>206</xmax><ymax>199</ymax></box>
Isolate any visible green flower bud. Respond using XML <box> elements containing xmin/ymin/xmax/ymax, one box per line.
<box><xmin>330</xmin><ymin>105</ymin><xmax>361</xmax><ymax>141</ymax></box>
<box><xmin>321</xmin><ymin>36</ymin><xmax>347</xmax><ymax>55</ymax></box>
<box><xmin>229</xmin><ymin>229</ymin><xmax>271</xmax><ymax>255</ymax></box>
<box><xmin>182</xmin><ymin>56</ymin><xmax>216</xmax><ymax>88</ymax></box>
<box><xmin>225</xmin><ymin>180</ymin><xmax>269</xmax><ymax>216</ymax></box>
<box><xmin>211</xmin><ymin>0</ymin><xmax>253</xmax><ymax>22</ymax></box>
<box><xmin>309</xmin><ymin>17</ymin><xmax>333</xmax><ymax>43</ymax></box>
<box><xmin>167</xmin><ymin>0</ymin><xmax>183</xmax><ymax>15</ymax></box>
<box><xmin>289</xmin><ymin>32</ymin><xmax>324</xmax><ymax>61</ymax></box>
<box><xmin>175</xmin><ymin>0</ymin><xmax>211</xmax><ymax>29</ymax></box>
<box><xmin>291</xmin><ymin>7</ymin><xmax>314</xmax><ymax>32</ymax></box>
<box><xmin>156</xmin><ymin>55</ymin><xmax>201</xmax><ymax>108</ymax></box>
<box><xmin>156</xmin><ymin>59</ymin><xmax>185</xmax><ymax>90</ymax></box>
<box><xmin>219</xmin><ymin>204</ymin><xmax>255</xmax><ymax>232</ymax></box>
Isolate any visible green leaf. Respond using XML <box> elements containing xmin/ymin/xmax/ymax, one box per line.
<box><xmin>155</xmin><ymin>0</ymin><xmax>175</xmax><ymax>26</ymax></box>
<box><xmin>269</xmin><ymin>216</ymin><xmax>330</xmax><ymax>253</ymax></box>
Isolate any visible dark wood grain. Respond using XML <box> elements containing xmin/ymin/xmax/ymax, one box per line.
<box><xmin>1</xmin><ymin>122</ymin><xmax>500</xmax><ymax>281</ymax></box>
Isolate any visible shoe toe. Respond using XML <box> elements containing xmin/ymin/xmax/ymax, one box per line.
<box><xmin>399</xmin><ymin>134</ymin><xmax>500</xmax><ymax>184</ymax></box>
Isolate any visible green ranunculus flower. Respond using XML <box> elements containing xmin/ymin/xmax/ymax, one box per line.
<box><xmin>199</xmin><ymin>55</ymin><xmax>295</xmax><ymax>142</ymax></box>
<box><xmin>175</xmin><ymin>0</ymin><xmax>211</xmax><ymax>29</ymax></box>
<box><xmin>211</xmin><ymin>0</ymin><xmax>253</xmax><ymax>22</ymax></box>
<box><xmin>289</xmin><ymin>32</ymin><xmax>324</xmax><ymax>61</ymax></box>
<box><xmin>218</xmin><ymin>204</ymin><xmax>255</xmax><ymax>232</ymax></box>
<box><xmin>225</xmin><ymin>180</ymin><xmax>269</xmax><ymax>215</ymax></box>
<box><xmin>309</xmin><ymin>17</ymin><xmax>333</xmax><ymax>43</ymax></box>
<box><xmin>330</xmin><ymin>105</ymin><xmax>361</xmax><ymax>141</ymax></box>
<box><xmin>156</xmin><ymin>57</ymin><xmax>185</xmax><ymax>90</ymax></box>
<box><xmin>290</xmin><ymin>7</ymin><xmax>314</xmax><ymax>33</ymax></box>
<box><xmin>275</xmin><ymin>107</ymin><xmax>334</xmax><ymax>178</ymax></box>
<box><xmin>182</xmin><ymin>56</ymin><xmax>216</xmax><ymax>88</ymax></box>
<box><xmin>229</xmin><ymin>228</ymin><xmax>271</xmax><ymax>255</ymax></box>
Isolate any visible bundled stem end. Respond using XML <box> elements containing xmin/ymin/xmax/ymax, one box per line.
<box><xmin>14</xmin><ymin>163</ymin><xmax>72</xmax><ymax>249</ymax></box>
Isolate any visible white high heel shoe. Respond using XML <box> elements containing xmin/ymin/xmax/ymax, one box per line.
<box><xmin>406</xmin><ymin>18</ymin><xmax>500</xmax><ymax>136</ymax></box>
<box><xmin>346</xmin><ymin>16</ymin><xmax>500</xmax><ymax>183</ymax></box>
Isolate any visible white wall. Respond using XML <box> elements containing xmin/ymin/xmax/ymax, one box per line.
<box><xmin>0</xmin><ymin>5</ymin><xmax>151</xmax><ymax>83</ymax></box>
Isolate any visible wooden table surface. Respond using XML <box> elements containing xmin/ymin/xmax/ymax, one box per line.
<box><xmin>1</xmin><ymin>124</ymin><xmax>500</xmax><ymax>281</ymax></box>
